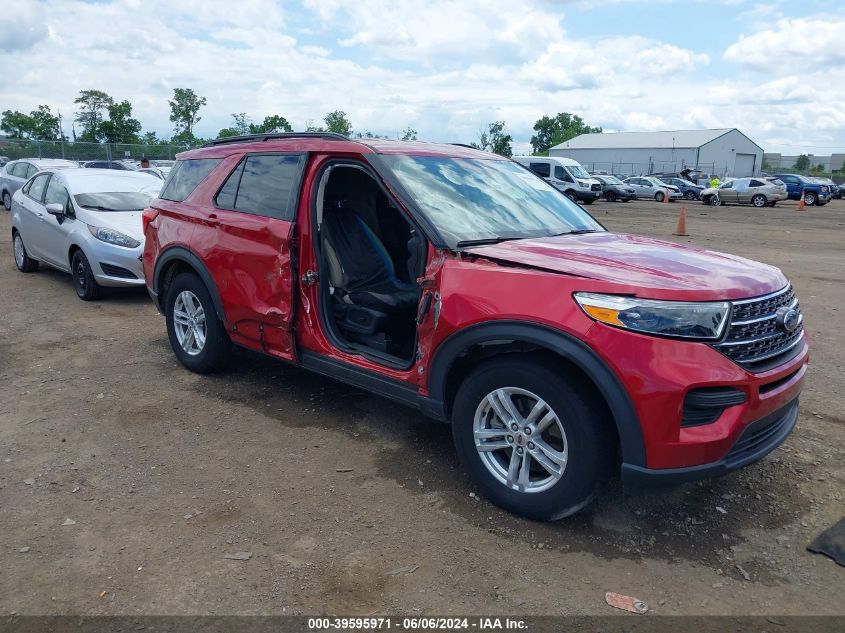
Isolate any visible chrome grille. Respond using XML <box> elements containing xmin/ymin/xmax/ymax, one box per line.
<box><xmin>712</xmin><ymin>285</ymin><xmax>804</xmax><ymax>371</ymax></box>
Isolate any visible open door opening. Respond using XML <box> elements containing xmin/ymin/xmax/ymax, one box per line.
<box><xmin>315</xmin><ymin>163</ymin><xmax>425</xmax><ymax>367</ymax></box>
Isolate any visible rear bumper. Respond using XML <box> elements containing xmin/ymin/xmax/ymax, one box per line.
<box><xmin>621</xmin><ymin>398</ymin><xmax>798</xmax><ymax>492</ymax></box>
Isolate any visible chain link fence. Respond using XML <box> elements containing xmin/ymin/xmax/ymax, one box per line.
<box><xmin>0</xmin><ymin>138</ymin><xmax>198</xmax><ymax>163</ymax></box>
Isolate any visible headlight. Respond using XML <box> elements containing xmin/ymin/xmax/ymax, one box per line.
<box><xmin>577</xmin><ymin>180</ymin><xmax>589</xmax><ymax>187</ymax></box>
<box><xmin>88</xmin><ymin>225</ymin><xmax>140</xmax><ymax>249</ymax></box>
<box><xmin>574</xmin><ymin>292</ymin><xmax>730</xmax><ymax>340</ymax></box>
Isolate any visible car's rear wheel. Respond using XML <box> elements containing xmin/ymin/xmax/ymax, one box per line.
<box><xmin>751</xmin><ymin>194</ymin><xmax>767</xmax><ymax>208</ymax></box>
<box><xmin>605</xmin><ymin>191</ymin><xmax>617</xmax><ymax>202</ymax></box>
<box><xmin>71</xmin><ymin>250</ymin><xmax>103</xmax><ymax>301</ymax></box>
<box><xmin>165</xmin><ymin>272</ymin><xmax>231</xmax><ymax>373</ymax></box>
<box><xmin>12</xmin><ymin>231</ymin><xmax>39</xmax><ymax>272</ymax></box>
<box><xmin>451</xmin><ymin>357</ymin><xmax>614</xmax><ymax>520</ymax></box>
<box><xmin>803</xmin><ymin>192</ymin><xmax>817</xmax><ymax>206</ymax></box>
<box><xmin>2</xmin><ymin>191</ymin><xmax>11</xmax><ymax>210</ymax></box>
<box><xmin>654</xmin><ymin>191</ymin><xmax>665</xmax><ymax>202</ymax></box>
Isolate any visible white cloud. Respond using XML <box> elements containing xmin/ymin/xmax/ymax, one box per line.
<box><xmin>724</xmin><ymin>17</ymin><xmax>845</xmax><ymax>70</ymax></box>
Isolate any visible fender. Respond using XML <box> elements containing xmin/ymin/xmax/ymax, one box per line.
<box><xmin>152</xmin><ymin>246</ymin><xmax>226</xmax><ymax>322</ymax></box>
<box><xmin>427</xmin><ymin>320</ymin><xmax>646</xmax><ymax>467</ymax></box>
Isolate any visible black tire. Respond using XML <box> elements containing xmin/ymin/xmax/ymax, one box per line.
<box><xmin>621</xmin><ymin>198</ymin><xmax>630</xmax><ymax>203</ymax></box>
<box><xmin>451</xmin><ymin>356</ymin><xmax>615</xmax><ymax>521</ymax></box>
<box><xmin>581</xmin><ymin>198</ymin><xmax>594</xmax><ymax>205</ymax></box>
<box><xmin>768</xmin><ymin>202</ymin><xmax>777</xmax><ymax>207</ymax></box>
<box><xmin>12</xmin><ymin>230</ymin><xmax>39</xmax><ymax>272</ymax></box>
<box><xmin>707</xmin><ymin>195</ymin><xmax>721</xmax><ymax>207</ymax></box>
<box><xmin>803</xmin><ymin>192</ymin><xmax>817</xmax><ymax>206</ymax></box>
<box><xmin>165</xmin><ymin>272</ymin><xmax>231</xmax><ymax>374</ymax></box>
<box><xmin>751</xmin><ymin>194</ymin><xmax>767</xmax><ymax>208</ymax></box>
<box><xmin>605</xmin><ymin>191</ymin><xmax>617</xmax><ymax>202</ymax></box>
<box><xmin>564</xmin><ymin>190</ymin><xmax>578</xmax><ymax>202</ymax></box>
<box><xmin>684</xmin><ymin>190</ymin><xmax>696</xmax><ymax>200</ymax></box>
<box><xmin>654</xmin><ymin>191</ymin><xmax>665</xmax><ymax>202</ymax></box>
<box><xmin>71</xmin><ymin>250</ymin><xmax>103</xmax><ymax>301</ymax></box>
<box><xmin>2</xmin><ymin>191</ymin><xmax>11</xmax><ymax>210</ymax></box>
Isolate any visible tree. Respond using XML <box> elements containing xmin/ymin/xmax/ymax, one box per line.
<box><xmin>27</xmin><ymin>105</ymin><xmax>62</xmax><ymax>140</ymax></box>
<box><xmin>230</xmin><ymin>113</ymin><xmax>251</xmax><ymax>135</ymax></box>
<box><xmin>401</xmin><ymin>126</ymin><xmax>417</xmax><ymax>141</ymax></box>
<box><xmin>73</xmin><ymin>89</ymin><xmax>114</xmax><ymax>142</ymax></box>
<box><xmin>216</xmin><ymin>127</ymin><xmax>239</xmax><ymax>139</ymax></box>
<box><xmin>323</xmin><ymin>110</ymin><xmax>352</xmax><ymax>136</ymax></box>
<box><xmin>471</xmin><ymin>121</ymin><xmax>513</xmax><ymax>157</ymax></box>
<box><xmin>794</xmin><ymin>154</ymin><xmax>810</xmax><ymax>171</ymax></box>
<box><xmin>530</xmin><ymin>112</ymin><xmax>602</xmax><ymax>155</ymax></box>
<box><xmin>168</xmin><ymin>87</ymin><xmax>207</xmax><ymax>142</ymax></box>
<box><xmin>99</xmin><ymin>100</ymin><xmax>142</xmax><ymax>144</ymax></box>
<box><xmin>249</xmin><ymin>114</ymin><xmax>293</xmax><ymax>134</ymax></box>
<box><xmin>1</xmin><ymin>110</ymin><xmax>34</xmax><ymax>138</ymax></box>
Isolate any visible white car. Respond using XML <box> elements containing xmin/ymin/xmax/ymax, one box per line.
<box><xmin>10</xmin><ymin>169</ymin><xmax>162</xmax><ymax>300</ymax></box>
<box><xmin>623</xmin><ymin>176</ymin><xmax>683</xmax><ymax>202</ymax></box>
<box><xmin>1</xmin><ymin>158</ymin><xmax>80</xmax><ymax>209</ymax></box>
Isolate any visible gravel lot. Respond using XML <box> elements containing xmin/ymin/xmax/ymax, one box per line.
<box><xmin>1</xmin><ymin>197</ymin><xmax>843</xmax><ymax>616</ymax></box>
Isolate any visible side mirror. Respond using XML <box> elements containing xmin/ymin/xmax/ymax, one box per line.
<box><xmin>46</xmin><ymin>203</ymin><xmax>65</xmax><ymax>216</ymax></box>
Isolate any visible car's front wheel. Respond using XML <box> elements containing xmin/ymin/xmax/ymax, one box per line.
<box><xmin>564</xmin><ymin>190</ymin><xmax>578</xmax><ymax>202</ymax></box>
<box><xmin>654</xmin><ymin>191</ymin><xmax>665</xmax><ymax>202</ymax></box>
<box><xmin>605</xmin><ymin>191</ymin><xmax>617</xmax><ymax>202</ymax></box>
<box><xmin>165</xmin><ymin>272</ymin><xmax>231</xmax><ymax>373</ymax></box>
<box><xmin>71</xmin><ymin>250</ymin><xmax>103</xmax><ymax>301</ymax></box>
<box><xmin>707</xmin><ymin>194</ymin><xmax>721</xmax><ymax>206</ymax></box>
<box><xmin>803</xmin><ymin>191</ymin><xmax>817</xmax><ymax>206</ymax></box>
<box><xmin>451</xmin><ymin>357</ymin><xmax>614</xmax><ymax>520</ymax></box>
<box><xmin>2</xmin><ymin>191</ymin><xmax>11</xmax><ymax>210</ymax></box>
<box><xmin>12</xmin><ymin>231</ymin><xmax>39</xmax><ymax>272</ymax></box>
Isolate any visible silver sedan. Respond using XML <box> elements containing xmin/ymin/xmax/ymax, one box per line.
<box><xmin>10</xmin><ymin>169</ymin><xmax>162</xmax><ymax>300</ymax></box>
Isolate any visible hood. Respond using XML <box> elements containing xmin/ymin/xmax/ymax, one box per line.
<box><xmin>82</xmin><ymin>210</ymin><xmax>144</xmax><ymax>241</ymax></box>
<box><xmin>465</xmin><ymin>232</ymin><xmax>787</xmax><ymax>301</ymax></box>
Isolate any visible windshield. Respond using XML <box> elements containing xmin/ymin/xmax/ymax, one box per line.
<box><xmin>602</xmin><ymin>175</ymin><xmax>622</xmax><ymax>185</ymax></box>
<box><xmin>382</xmin><ymin>156</ymin><xmax>603</xmax><ymax>247</ymax></box>
<box><xmin>567</xmin><ymin>164</ymin><xmax>591</xmax><ymax>179</ymax></box>
<box><xmin>74</xmin><ymin>191</ymin><xmax>154</xmax><ymax>212</ymax></box>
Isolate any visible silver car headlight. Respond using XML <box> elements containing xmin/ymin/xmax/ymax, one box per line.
<box><xmin>88</xmin><ymin>225</ymin><xmax>140</xmax><ymax>249</ymax></box>
<box><xmin>574</xmin><ymin>292</ymin><xmax>730</xmax><ymax>340</ymax></box>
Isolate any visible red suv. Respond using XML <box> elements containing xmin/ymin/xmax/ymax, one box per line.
<box><xmin>142</xmin><ymin>133</ymin><xmax>808</xmax><ymax>520</ymax></box>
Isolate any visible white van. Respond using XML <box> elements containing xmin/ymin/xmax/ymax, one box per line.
<box><xmin>513</xmin><ymin>156</ymin><xmax>602</xmax><ymax>204</ymax></box>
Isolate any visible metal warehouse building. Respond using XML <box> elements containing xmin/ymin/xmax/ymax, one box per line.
<box><xmin>549</xmin><ymin>128</ymin><xmax>764</xmax><ymax>178</ymax></box>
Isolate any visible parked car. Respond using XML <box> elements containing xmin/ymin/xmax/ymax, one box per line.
<box><xmin>623</xmin><ymin>176</ymin><xmax>683</xmax><ymax>202</ymax></box>
<box><xmin>513</xmin><ymin>156</ymin><xmax>602</xmax><ymax>204</ymax></box>
<box><xmin>592</xmin><ymin>175</ymin><xmax>636</xmax><ymax>202</ymax></box>
<box><xmin>82</xmin><ymin>160</ymin><xmax>136</xmax><ymax>171</ymax></box>
<box><xmin>142</xmin><ymin>133</ymin><xmax>807</xmax><ymax>521</ymax></box>
<box><xmin>138</xmin><ymin>167</ymin><xmax>166</xmax><ymax>180</ymax></box>
<box><xmin>1</xmin><ymin>158</ymin><xmax>80</xmax><ymax>209</ymax></box>
<box><xmin>810</xmin><ymin>177</ymin><xmax>840</xmax><ymax>199</ymax></box>
<box><xmin>10</xmin><ymin>169</ymin><xmax>162</xmax><ymax>300</ymax></box>
<box><xmin>701</xmin><ymin>177</ymin><xmax>788</xmax><ymax>207</ymax></box>
<box><xmin>657</xmin><ymin>176</ymin><xmax>704</xmax><ymax>200</ymax></box>
<box><xmin>771</xmin><ymin>173</ymin><xmax>830</xmax><ymax>206</ymax></box>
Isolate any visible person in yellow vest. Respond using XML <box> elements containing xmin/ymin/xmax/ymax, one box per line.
<box><xmin>709</xmin><ymin>176</ymin><xmax>721</xmax><ymax>188</ymax></box>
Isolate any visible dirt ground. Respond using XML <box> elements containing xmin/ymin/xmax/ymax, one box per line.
<box><xmin>0</xmin><ymin>197</ymin><xmax>843</xmax><ymax>616</ymax></box>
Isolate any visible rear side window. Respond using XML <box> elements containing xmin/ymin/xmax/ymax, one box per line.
<box><xmin>528</xmin><ymin>162</ymin><xmax>550</xmax><ymax>178</ymax></box>
<box><xmin>26</xmin><ymin>164</ymin><xmax>39</xmax><ymax>178</ymax></box>
<box><xmin>214</xmin><ymin>154</ymin><xmax>304</xmax><ymax>221</ymax></box>
<box><xmin>160</xmin><ymin>158</ymin><xmax>222</xmax><ymax>202</ymax></box>
<box><xmin>749</xmin><ymin>179</ymin><xmax>764</xmax><ymax>187</ymax></box>
<box><xmin>11</xmin><ymin>163</ymin><xmax>29</xmax><ymax>178</ymax></box>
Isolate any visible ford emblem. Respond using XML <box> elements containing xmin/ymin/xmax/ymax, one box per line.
<box><xmin>776</xmin><ymin>306</ymin><xmax>800</xmax><ymax>333</ymax></box>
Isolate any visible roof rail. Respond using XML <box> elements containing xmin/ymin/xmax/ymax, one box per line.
<box><xmin>204</xmin><ymin>132</ymin><xmax>351</xmax><ymax>147</ymax></box>
<box><xmin>449</xmin><ymin>143</ymin><xmax>479</xmax><ymax>150</ymax></box>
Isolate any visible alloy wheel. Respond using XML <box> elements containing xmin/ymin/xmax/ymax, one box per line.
<box><xmin>709</xmin><ymin>195</ymin><xmax>721</xmax><ymax>206</ymax></box>
<box><xmin>13</xmin><ymin>234</ymin><xmax>25</xmax><ymax>269</ymax></box>
<box><xmin>752</xmin><ymin>195</ymin><xmax>766</xmax><ymax>207</ymax></box>
<box><xmin>473</xmin><ymin>387</ymin><xmax>568</xmax><ymax>493</ymax></box>
<box><xmin>173</xmin><ymin>290</ymin><xmax>207</xmax><ymax>356</ymax></box>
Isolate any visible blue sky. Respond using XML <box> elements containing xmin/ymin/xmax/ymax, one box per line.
<box><xmin>2</xmin><ymin>0</ymin><xmax>844</xmax><ymax>154</ymax></box>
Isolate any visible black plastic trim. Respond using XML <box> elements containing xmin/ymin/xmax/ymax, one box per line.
<box><xmin>299</xmin><ymin>350</ymin><xmax>446</xmax><ymax>420</ymax></box>
<box><xmin>151</xmin><ymin>246</ymin><xmax>226</xmax><ymax>321</ymax></box>
<box><xmin>204</xmin><ymin>132</ymin><xmax>350</xmax><ymax>146</ymax></box>
<box><xmin>426</xmin><ymin>320</ymin><xmax>646</xmax><ymax>466</ymax></box>
<box><xmin>622</xmin><ymin>398</ymin><xmax>798</xmax><ymax>492</ymax></box>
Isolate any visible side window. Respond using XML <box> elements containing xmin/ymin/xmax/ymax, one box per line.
<box><xmin>27</xmin><ymin>173</ymin><xmax>50</xmax><ymax>202</ymax></box>
<box><xmin>528</xmin><ymin>162</ymin><xmax>550</xmax><ymax>178</ymax></box>
<box><xmin>26</xmin><ymin>164</ymin><xmax>39</xmax><ymax>179</ymax></box>
<box><xmin>749</xmin><ymin>179</ymin><xmax>764</xmax><ymax>187</ymax></box>
<box><xmin>159</xmin><ymin>158</ymin><xmax>222</xmax><ymax>202</ymax></box>
<box><xmin>720</xmin><ymin>181</ymin><xmax>733</xmax><ymax>189</ymax></box>
<box><xmin>44</xmin><ymin>176</ymin><xmax>71</xmax><ymax>213</ymax></box>
<box><xmin>553</xmin><ymin>165</ymin><xmax>566</xmax><ymax>180</ymax></box>
<box><xmin>215</xmin><ymin>154</ymin><xmax>303</xmax><ymax>220</ymax></box>
<box><xmin>11</xmin><ymin>163</ymin><xmax>29</xmax><ymax>178</ymax></box>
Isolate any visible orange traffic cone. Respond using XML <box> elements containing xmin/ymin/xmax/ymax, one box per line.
<box><xmin>673</xmin><ymin>205</ymin><xmax>689</xmax><ymax>236</ymax></box>
<box><xmin>798</xmin><ymin>190</ymin><xmax>805</xmax><ymax>211</ymax></box>
<box><xmin>663</xmin><ymin>189</ymin><xmax>670</xmax><ymax>204</ymax></box>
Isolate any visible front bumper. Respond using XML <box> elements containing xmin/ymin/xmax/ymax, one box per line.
<box><xmin>621</xmin><ymin>398</ymin><xmax>798</xmax><ymax>491</ymax></box>
<box><xmin>577</xmin><ymin>190</ymin><xmax>602</xmax><ymax>201</ymax></box>
<box><xmin>90</xmin><ymin>242</ymin><xmax>146</xmax><ymax>287</ymax></box>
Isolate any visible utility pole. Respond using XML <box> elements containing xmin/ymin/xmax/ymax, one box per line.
<box><xmin>57</xmin><ymin>111</ymin><xmax>66</xmax><ymax>159</ymax></box>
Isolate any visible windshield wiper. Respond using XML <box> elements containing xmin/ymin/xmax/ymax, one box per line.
<box><xmin>81</xmin><ymin>205</ymin><xmax>139</xmax><ymax>212</ymax></box>
<box><xmin>552</xmin><ymin>229</ymin><xmax>601</xmax><ymax>236</ymax></box>
<box><xmin>456</xmin><ymin>237</ymin><xmax>522</xmax><ymax>248</ymax></box>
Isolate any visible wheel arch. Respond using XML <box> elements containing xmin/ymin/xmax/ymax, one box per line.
<box><xmin>427</xmin><ymin>320</ymin><xmax>646</xmax><ymax>467</ymax></box>
<box><xmin>153</xmin><ymin>246</ymin><xmax>226</xmax><ymax>321</ymax></box>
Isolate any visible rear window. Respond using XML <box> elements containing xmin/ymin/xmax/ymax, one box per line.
<box><xmin>159</xmin><ymin>158</ymin><xmax>222</xmax><ymax>202</ymax></box>
<box><xmin>214</xmin><ymin>154</ymin><xmax>304</xmax><ymax>221</ymax></box>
